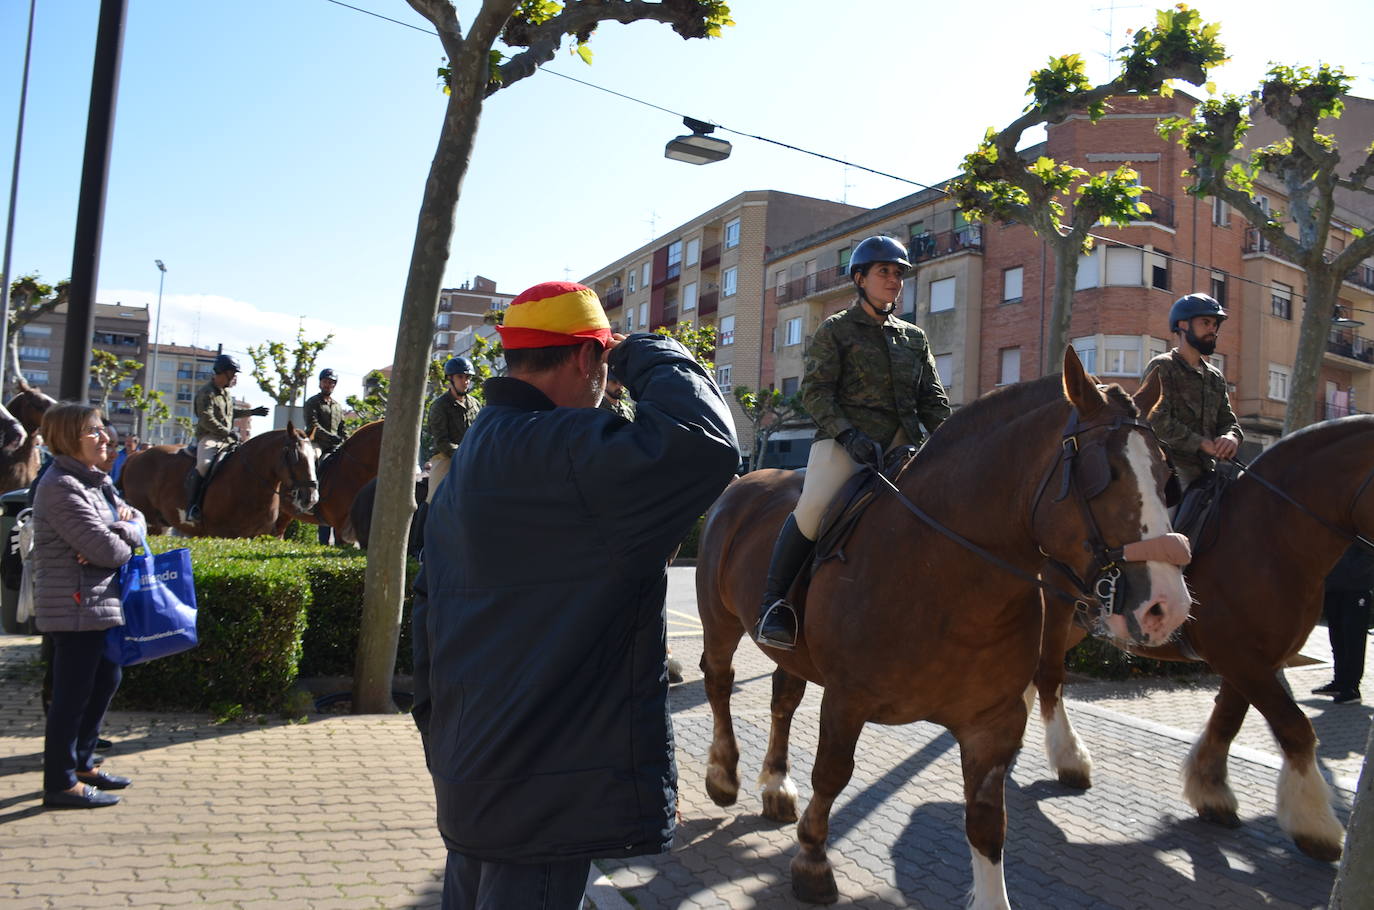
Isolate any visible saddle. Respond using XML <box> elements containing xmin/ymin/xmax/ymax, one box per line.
<box><xmin>787</xmin><ymin>446</ymin><xmax>921</xmax><ymax>607</ymax></box>
<box><xmin>181</xmin><ymin>442</ymin><xmax>237</xmax><ymax>499</ymax></box>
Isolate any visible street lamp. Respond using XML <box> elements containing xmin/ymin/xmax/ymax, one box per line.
<box><xmin>664</xmin><ymin>117</ymin><xmax>731</xmax><ymax>165</ymax></box>
<box><xmin>147</xmin><ymin>259</ymin><xmax>166</xmax><ymax>440</ymax></box>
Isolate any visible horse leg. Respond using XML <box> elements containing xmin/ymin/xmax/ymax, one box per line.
<box><xmin>1182</xmin><ymin>678</ymin><xmax>1247</xmax><ymax>828</ymax></box>
<box><xmin>700</xmin><ymin>619</ymin><xmax>743</xmax><ymax>808</ymax></box>
<box><xmin>758</xmin><ymin>667</ymin><xmax>807</xmax><ymax>823</ymax></box>
<box><xmin>791</xmin><ymin>690</ymin><xmax>869</xmax><ymax>905</ymax></box>
<box><xmin>1034</xmin><ymin>609</ymin><xmax>1092</xmax><ymax>789</ymax></box>
<box><xmin>956</xmin><ymin>701</ymin><xmax>1025</xmax><ymax>910</ymax></box>
<box><xmin>1246</xmin><ymin>671</ymin><xmax>1344</xmax><ymax>861</ymax></box>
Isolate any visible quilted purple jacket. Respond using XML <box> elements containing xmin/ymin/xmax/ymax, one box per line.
<box><xmin>31</xmin><ymin>455</ymin><xmax>145</xmax><ymax>633</ymax></box>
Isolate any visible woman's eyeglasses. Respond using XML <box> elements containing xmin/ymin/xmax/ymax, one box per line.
<box><xmin>81</xmin><ymin>426</ymin><xmax>106</xmax><ymax>439</ymax></box>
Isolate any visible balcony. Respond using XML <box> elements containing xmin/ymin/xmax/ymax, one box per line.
<box><xmin>1327</xmin><ymin>328</ymin><xmax>1374</xmax><ymax>364</ymax></box>
<box><xmin>1134</xmin><ymin>191</ymin><xmax>1174</xmax><ymax>227</ymax></box>
<box><xmin>653</xmin><ymin>264</ymin><xmax>681</xmax><ymax>290</ymax></box>
<box><xmin>698</xmin><ymin>290</ymin><xmax>719</xmax><ymax>315</ymax></box>
<box><xmin>1244</xmin><ymin>228</ymin><xmax>1351</xmax><ymax>269</ymax></box>
<box><xmin>701</xmin><ymin>243</ymin><xmax>721</xmax><ymax>268</ymax></box>
<box><xmin>1326</xmin><ymin>401</ymin><xmax>1365</xmax><ymax>420</ymax></box>
<box><xmin>661</xmin><ymin>303</ymin><xmax>678</xmax><ymax>326</ymax></box>
<box><xmin>604</xmin><ymin>287</ymin><xmax>624</xmax><ymax>310</ymax></box>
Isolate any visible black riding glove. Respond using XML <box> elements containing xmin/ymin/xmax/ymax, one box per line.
<box><xmin>836</xmin><ymin>428</ymin><xmax>882</xmax><ymax>469</ymax></box>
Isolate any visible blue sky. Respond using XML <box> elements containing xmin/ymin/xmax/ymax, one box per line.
<box><xmin>2</xmin><ymin>0</ymin><xmax>1371</xmax><ymax>411</ymax></box>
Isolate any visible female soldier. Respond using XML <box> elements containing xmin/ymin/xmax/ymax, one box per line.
<box><xmin>755</xmin><ymin>236</ymin><xmax>951</xmax><ymax>650</ymax></box>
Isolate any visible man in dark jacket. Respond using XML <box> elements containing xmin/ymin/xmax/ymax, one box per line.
<box><xmin>1313</xmin><ymin>543</ymin><xmax>1374</xmax><ymax>704</ymax></box>
<box><xmin>412</xmin><ymin>281</ymin><xmax>738</xmax><ymax>909</ymax></box>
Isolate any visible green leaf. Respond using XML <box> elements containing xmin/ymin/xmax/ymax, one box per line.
<box><xmin>575</xmin><ymin>43</ymin><xmax>593</xmax><ymax>65</ymax></box>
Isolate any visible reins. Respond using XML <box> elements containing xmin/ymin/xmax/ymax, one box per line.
<box><xmin>1231</xmin><ymin>456</ymin><xmax>1374</xmax><ymax>551</ymax></box>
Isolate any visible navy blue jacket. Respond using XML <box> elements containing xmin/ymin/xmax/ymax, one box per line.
<box><xmin>413</xmin><ymin>333</ymin><xmax>739</xmax><ymax>863</ymax></box>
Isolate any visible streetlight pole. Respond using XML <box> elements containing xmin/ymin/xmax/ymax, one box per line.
<box><xmin>147</xmin><ymin>259</ymin><xmax>165</xmax><ymax>440</ymax></box>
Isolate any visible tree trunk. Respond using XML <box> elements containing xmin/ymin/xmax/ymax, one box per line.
<box><xmin>1284</xmin><ymin>267</ymin><xmax>1338</xmax><ymax>434</ymax></box>
<box><xmin>1330</xmin><ymin>722</ymin><xmax>1374</xmax><ymax>907</ymax></box>
<box><xmin>352</xmin><ymin>71</ymin><xmax>487</xmax><ymax>714</ymax></box>
<box><xmin>1044</xmin><ymin>238</ymin><xmax>1081</xmax><ymax>375</ymax></box>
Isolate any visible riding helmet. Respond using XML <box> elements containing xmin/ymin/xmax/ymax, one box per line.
<box><xmin>319</xmin><ymin>368</ymin><xmax>339</xmax><ymax>382</ymax></box>
<box><xmin>1168</xmin><ymin>293</ymin><xmax>1227</xmax><ymax>333</ymax></box>
<box><xmin>848</xmin><ymin>236</ymin><xmax>911</xmax><ymax>278</ymax></box>
<box><xmin>213</xmin><ymin>353</ymin><xmax>241</xmax><ymax>374</ymax></box>
<box><xmin>444</xmin><ymin>356</ymin><xmax>475</xmax><ymax>377</ymax></box>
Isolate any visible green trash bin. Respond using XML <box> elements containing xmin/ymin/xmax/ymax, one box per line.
<box><xmin>1</xmin><ymin>487</ymin><xmax>36</xmax><ymax>634</ymax></box>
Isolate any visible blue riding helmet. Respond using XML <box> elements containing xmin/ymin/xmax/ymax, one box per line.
<box><xmin>1168</xmin><ymin>293</ymin><xmax>1227</xmax><ymax>333</ymax></box>
<box><xmin>444</xmin><ymin>356</ymin><xmax>475</xmax><ymax>377</ymax></box>
<box><xmin>212</xmin><ymin>353</ymin><xmax>241</xmax><ymax>374</ymax></box>
<box><xmin>848</xmin><ymin>236</ymin><xmax>911</xmax><ymax>277</ymax></box>
<box><xmin>319</xmin><ymin>368</ymin><xmax>338</xmax><ymax>382</ymax></box>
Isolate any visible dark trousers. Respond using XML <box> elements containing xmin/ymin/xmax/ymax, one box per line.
<box><xmin>442</xmin><ymin>852</ymin><xmax>589</xmax><ymax>910</ymax></box>
<box><xmin>43</xmin><ymin>629</ymin><xmax>122</xmax><ymax>793</ymax></box>
<box><xmin>1324</xmin><ymin>589</ymin><xmax>1371</xmax><ymax>691</ymax></box>
<box><xmin>317</xmin><ymin>524</ymin><xmax>333</xmax><ymax>546</ymax></box>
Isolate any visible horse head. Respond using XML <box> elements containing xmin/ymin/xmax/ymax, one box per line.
<box><xmin>1036</xmin><ymin>348</ymin><xmax>1191</xmax><ymax>647</ymax></box>
<box><xmin>7</xmin><ymin>381</ymin><xmax>55</xmax><ymax>435</ymax></box>
<box><xmin>280</xmin><ymin>420</ymin><xmax>320</xmax><ymax>515</ymax></box>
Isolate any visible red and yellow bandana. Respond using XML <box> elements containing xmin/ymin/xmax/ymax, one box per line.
<box><xmin>497</xmin><ymin>281</ymin><xmax>612</xmax><ymax>350</ymax></box>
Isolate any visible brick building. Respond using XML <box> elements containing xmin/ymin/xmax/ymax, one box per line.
<box><xmin>431</xmin><ymin>276</ymin><xmax>514</xmax><ymax>360</ymax></box>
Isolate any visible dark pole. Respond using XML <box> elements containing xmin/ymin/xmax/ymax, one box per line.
<box><xmin>61</xmin><ymin>0</ymin><xmax>128</xmax><ymax>402</ymax></box>
<box><xmin>1</xmin><ymin>0</ymin><xmax>39</xmax><ymax>392</ymax></box>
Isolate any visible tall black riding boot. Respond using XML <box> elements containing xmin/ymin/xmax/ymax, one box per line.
<box><xmin>185</xmin><ymin>473</ymin><xmax>206</xmax><ymax>523</ymax></box>
<box><xmin>754</xmin><ymin>514</ymin><xmax>815</xmax><ymax>651</ymax></box>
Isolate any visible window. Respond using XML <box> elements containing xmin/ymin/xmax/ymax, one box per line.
<box><xmin>929</xmin><ymin>276</ymin><xmax>956</xmax><ymax>313</ymax></box>
<box><xmin>719</xmin><ymin>314</ymin><xmax>735</xmax><ymax>346</ymax></box>
<box><xmin>1150</xmin><ymin>250</ymin><xmax>1170</xmax><ymax>291</ymax></box>
<box><xmin>901</xmin><ymin>281</ymin><xmax>916</xmax><ymax>318</ymax></box>
<box><xmin>1106</xmin><ymin>247</ymin><xmax>1143</xmax><ymax>286</ymax></box>
<box><xmin>722</xmin><ymin>267</ymin><xmax>738</xmax><ymax>297</ymax></box>
<box><xmin>1101</xmin><ymin>335</ymin><xmax>1142</xmax><ymax>377</ymax></box>
<box><xmin>1210</xmin><ymin>272</ymin><xmax>1227</xmax><ymax>309</ymax></box>
<box><xmin>1209</xmin><ymin>353</ymin><xmax>1226</xmax><ymax>375</ymax></box>
<box><xmin>774</xmin><ymin>269</ymin><xmax>789</xmax><ymax>302</ymax></box>
<box><xmin>642</xmin><ymin>262</ymin><xmax>651</xmax><ymax>288</ymax></box>
<box><xmin>838</xmin><ymin>247</ymin><xmax>852</xmax><ymax>275</ymax></box>
<box><xmin>1213</xmin><ymin>196</ymin><xmax>1230</xmax><ymax>227</ymax></box>
<box><xmin>934</xmin><ymin>353</ymin><xmax>953</xmax><ymax>388</ymax></box>
<box><xmin>1071</xmin><ymin>337</ymin><xmax>1097</xmax><ymax>373</ymax></box>
<box><xmin>21</xmin><ymin>369</ymin><xmax>47</xmax><ymax>384</ymax></box>
<box><xmin>436</xmin><ymin>313</ymin><xmax>451</xmax><ymax>329</ymax></box>
<box><xmin>686</xmin><ymin>238</ymin><xmax>700</xmax><ymax>266</ymax></box>
<box><xmin>20</xmin><ymin>324</ymin><xmax>51</xmax><ymax>339</ymax></box>
<box><xmin>682</xmin><ymin>282</ymin><xmax>697</xmax><ymax>312</ymax></box>
<box><xmin>1002</xmin><ymin>266</ymin><xmax>1023</xmax><ymax>303</ymax></box>
<box><xmin>1268</xmin><ymin>363</ymin><xmax>1291</xmax><ymax>401</ymax></box>
<box><xmin>780</xmin><ymin>376</ymin><xmax>800</xmax><ymax>398</ymax></box>
<box><xmin>625</xmin><ymin>306</ymin><xmax>635</xmax><ymax>332</ymax></box>
<box><xmin>724</xmin><ymin>218</ymin><xmax>741</xmax><ymax>249</ymax></box>
<box><xmin>716</xmin><ymin>364</ymin><xmax>732</xmax><ymax>391</ymax></box>
<box><xmin>667</xmin><ymin>240</ymin><xmax>682</xmax><ymax>268</ymax></box>
<box><xmin>1076</xmin><ymin>249</ymin><xmax>1099</xmax><ymax>289</ymax></box>
<box><xmin>627</xmin><ymin>268</ymin><xmax>637</xmax><ymax>293</ymax></box>
<box><xmin>1148</xmin><ymin>336</ymin><xmax>1169</xmax><ymax>362</ymax></box>
<box><xmin>1272</xmin><ymin>281</ymin><xmax>1293</xmax><ymax>320</ymax></box>
<box><xmin>18</xmin><ymin>345</ymin><xmax>50</xmax><ymax>361</ymax></box>
<box><xmin>434</xmin><ymin>333</ymin><xmax>449</xmax><ymax>348</ymax></box>
<box><xmin>785</xmin><ymin>316</ymin><xmax>803</xmax><ymax>347</ymax></box>
<box><xmin>999</xmin><ymin>348</ymin><xmax>1021</xmax><ymax>386</ymax></box>
<box><xmin>638</xmin><ymin>302</ymin><xmax>648</xmax><ymax>330</ymax></box>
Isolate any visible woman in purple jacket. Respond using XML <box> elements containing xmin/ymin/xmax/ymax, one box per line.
<box><xmin>33</xmin><ymin>403</ymin><xmax>145</xmax><ymax>809</ymax></box>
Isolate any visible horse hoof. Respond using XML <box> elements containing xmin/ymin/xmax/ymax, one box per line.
<box><xmin>1057</xmin><ymin>769</ymin><xmax>1092</xmax><ymax>791</ymax></box>
<box><xmin>1293</xmin><ymin>834</ymin><xmax>1342</xmax><ymax>863</ymax></box>
<box><xmin>761</xmin><ymin>788</ymin><xmax>798</xmax><ymax>824</ymax></box>
<box><xmin>705</xmin><ymin>764</ymin><xmax>739</xmax><ymax>807</ymax></box>
<box><xmin>790</xmin><ymin>855</ymin><xmax>839</xmax><ymax>905</ymax></box>
<box><xmin>1198</xmin><ymin>806</ymin><xmax>1242</xmax><ymax>829</ymax></box>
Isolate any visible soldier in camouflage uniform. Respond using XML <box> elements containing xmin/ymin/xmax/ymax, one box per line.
<box><xmin>1142</xmin><ymin>293</ymin><xmax>1241</xmax><ymax>492</ymax></box>
<box><xmin>303</xmin><ymin>367</ymin><xmax>348</xmax><ymax>544</ymax></box>
<box><xmin>186</xmin><ymin>353</ymin><xmax>269</xmax><ymax>523</ymax></box>
<box><xmin>426</xmin><ymin>356</ymin><xmax>482</xmax><ymax>503</ymax></box>
<box><xmin>598</xmin><ymin>368</ymin><xmax>635</xmax><ymax>421</ymax></box>
<box><xmin>756</xmin><ymin>236</ymin><xmax>951</xmax><ymax>650</ymax></box>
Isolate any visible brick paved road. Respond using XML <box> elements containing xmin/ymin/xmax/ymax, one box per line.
<box><xmin>0</xmin><ymin>566</ymin><xmax>1367</xmax><ymax>908</ymax></box>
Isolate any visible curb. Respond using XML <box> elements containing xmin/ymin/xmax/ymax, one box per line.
<box><xmin>587</xmin><ymin>864</ymin><xmax>635</xmax><ymax>910</ymax></box>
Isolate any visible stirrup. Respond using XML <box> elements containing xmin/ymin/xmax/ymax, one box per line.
<box><xmin>755</xmin><ymin>598</ymin><xmax>798</xmax><ymax>651</ymax></box>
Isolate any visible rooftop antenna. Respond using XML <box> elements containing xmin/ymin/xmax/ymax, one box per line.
<box><xmin>1094</xmin><ymin>1</ymin><xmax>1145</xmax><ymax>79</ymax></box>
<box><xmin>842</xmin><ymin>165</ymin><xmax>856</xmax><ymax>205</ymax></box>
<box><xmin>645</xmin><ymin>209</ymin><xmax>658</xmax><ymax>242</ymax></box>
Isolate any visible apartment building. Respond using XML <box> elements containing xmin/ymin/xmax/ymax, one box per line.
<box><xmin>580</xmin><ymin>190</ymin><xmax>865</xmax><ymax>455</ymax></box>
<box><xmin>431</xmin><ymin>276</ymin><xmax>515</xmax><ymax>359</ymax></box>
<box><xmin>17</xmin><ymin>302</ymin><xmax>149</xmax><ymax>438</ymax></box>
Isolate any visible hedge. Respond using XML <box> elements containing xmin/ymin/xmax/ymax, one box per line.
<box><xmin>113</xmin><ymin>536</ymin><xmax>416</xmax><ymax>713</ymax></box>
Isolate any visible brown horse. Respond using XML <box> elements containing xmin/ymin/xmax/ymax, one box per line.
<box><xmin>6</xmin><ymin>379</ymin><xmax>55</xmax><ymax>434</ymax></box>
<box><xmin>277</xmin><ymin>420</ymin><xmax>384</xmax><ymax>543</ymax></box>
<box><xmin>120</xmin><ymin>423</ymin><xmax>320</xmax><ymax>537</ymax></box>
<box><xmin>0</xmin><ymin>381</ymin><xmax>55</xmax><ymax>493</ymax></box>
<box><xmin>695</xmin><ymin>349</ymin><xmax>1191</xmax><ymax>908</ymax></box>
<box><xmin>1031</xmin><ymin>414</ymin><xmax>1374</xmax><ymax>863</ymax></box>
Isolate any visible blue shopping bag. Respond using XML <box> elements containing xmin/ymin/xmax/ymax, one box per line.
<box><xmin>103</xmin><ymin>537</ymin><xmax>199</xmax><ymax>667</ymax></box>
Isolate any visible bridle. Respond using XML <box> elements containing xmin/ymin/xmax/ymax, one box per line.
<box><xmin>872</xmin><ymin>402</ymin><xmax>1189</xmax><ymax>637</ymax></box>
<box><xmin>278</xmin><ymin>432</ymin><xmax>319</xmax><ymax>505</ymax></box>
<box><xmin>1231</xmin><ymin>455</ymin><xmax>1374</xmax><ymax>551</ymax></box>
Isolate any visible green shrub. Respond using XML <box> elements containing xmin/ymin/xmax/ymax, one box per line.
<box><xmin>676</xmin><ymin>514</ymin><xmax>706</xmax><ymax>560</ymax></box>
<box><xmin>297</xmin><ymin>557</ymin><xmax>418</xmax><ymax>677</ymax></box>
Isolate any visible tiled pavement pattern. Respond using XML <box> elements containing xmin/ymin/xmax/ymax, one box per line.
<box><xmin>0</xmin><ymin>565</ymin><xmax>1368</xmax><ymax>908</ymax></box>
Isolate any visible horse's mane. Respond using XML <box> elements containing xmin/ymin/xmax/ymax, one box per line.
<box><xmin>1249</xmin><ymin>414</ymin><xmax>1374</xmax><ymax>472</ymax></box>
<box><xmin>917</xmin><ymin>373</ymin><xmax>1137</xmax><ymax>464</ymax></box>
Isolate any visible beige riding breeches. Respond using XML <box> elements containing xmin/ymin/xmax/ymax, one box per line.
<box><xmin>195</xmin><ymin>438</ymin><xmax>230</xmax><ymax>477</ymax></box>
<box><xmin>793</xmin><ymin>430</ymin><xmax>909</xmax><ymax>540</ymax></box>
<box><xmin>427</xmin><ymin>452</ymin><xmax>451</xmax><ymax>503</ymax></box>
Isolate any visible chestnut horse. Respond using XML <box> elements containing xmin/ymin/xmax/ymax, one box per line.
<box><xmin>6</xmin><ymin>379</ymin><xmax>55</xmax><ymax>434</ymax></box>
<box><xmin>1031</xmin><ymin>414</ymin><xmax>1374</xmax><ymax>863</ymax></box>
<box><xmin>696</xmin><ymin>349</ymin><xmax>1191</xmax><ymax>908</ymax></box>
<box><xmin>119</xmin><ymin>423</ymin><xmax>319</xmax><ymax>537</ymax></box>
<box><xmin>278</xmin><ymin>419</ymin><xmax>384</xmax><ymax>543</ymax></box>
<box><xmin>0</xmin><ymin>381</ymin><xmax>55</xmax><ymax>493</ymax></box>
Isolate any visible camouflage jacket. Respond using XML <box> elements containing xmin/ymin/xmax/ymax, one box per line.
<box><xmin>599</xmin><ymin>393</ymin><xmax>635</xmax><ymax>421</ymax></box>
<box><xmin>801</xmin><ymin>304</ymin><xmax>951</xmax><ymax>447</ymax></box>
<box><xmin>1141</xmin><ymin>349</ymin><xmax>1242</xmax><ymax>481</ymax></box>
<box><xmin>427</xmin><ymin>390</ymin><xmax>481</xmax><ymax>458</ymax></box>
<box><xmin>303</xmin><ymin>392</ymin><xmax>348</xmax><ymax>453</ymax></box>
<box><xmin>193</xmin><ymin>380</ymin><xmax>252</xmax><ymax>443</ymax></box>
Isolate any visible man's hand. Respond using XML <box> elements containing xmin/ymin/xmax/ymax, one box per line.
<box><xmin>836</xmin><ymin>428</ymin><xmax>882</xmax><ymax>469</ymax></box>
<box><xmin>251</xmin><ymin>406</ymin><xmax>269</xmax><ymax>417</ymax></box>
<box><xmin>1206</xmin><ymin>436</ymin><xmax>1238</xmax><ymax>460</ymax></box>
<box><xmin>601</xmin><ymin>333</ymin><xmax>626</xmax><ymax>366</ymax></box>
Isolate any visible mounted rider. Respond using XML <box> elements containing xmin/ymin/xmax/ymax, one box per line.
<box><xmin>425</xmin><ymin>356</ymin><xmax>481</xmax><ymax>503</ymax></box>
<box><xmin>185</xmin><ymin>353</ymin><xmax>268</xmax><ymax>523</ymax></box>
<box><xmin>1142</xmin><ymin>293</ymin><xmax>1242</xmax><ymax>493</ymax></box>
<box><xmin>303</xmin><ymin>368</ymin><xmax>348</xmax><ymax>457</ymax></box>
<box><xmin>755</xmin><ymin>235</ymin><xmax>951</xmax><ymax>650</ymax></box>
<box><xmin>598</xmin><ymin>367</ymin><xmax>635</xmax><ymax>421</ymax></box>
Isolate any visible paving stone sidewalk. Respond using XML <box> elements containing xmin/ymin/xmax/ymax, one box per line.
<box><xmin>0</xmin><ymin>565</ymin><xmax>1368</xmax><ymax>908</ymax></box>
